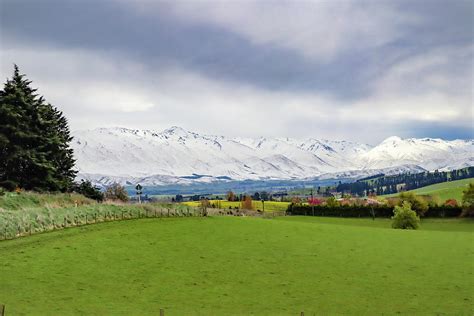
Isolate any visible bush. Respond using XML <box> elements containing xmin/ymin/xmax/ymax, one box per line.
<box><xmin>73</xmin><ymin>180</ymin><xmax>104</xmax><ymax>202</ymax></box>
<box><xmin>461</xmin><ymin>183</ymin><xmax>474</xmax><ymax>217</ymax></box>
<box><xmin>392</xmin><ymin>201</ymin><xmax>420</xmax><ymax>230</ymax></box>
<box><xmin>104</xmin><ymin>183</ymin><xmax>129</xmax><ymax>202</ymax></box>
<box><xmin>444</xmin><ymin>199</ymin><xmax>458</xmax><ymax>207</ymax></box>
<box><xmin>397</xmin><ymin>192</ymin><xmax>428</xmax><ymax>216</ymax></box>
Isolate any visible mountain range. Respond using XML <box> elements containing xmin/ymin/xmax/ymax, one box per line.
<box><xmin>71</xmin><ymin>126</ymin><xmax>473</xmax><ymax>186</ymax></box>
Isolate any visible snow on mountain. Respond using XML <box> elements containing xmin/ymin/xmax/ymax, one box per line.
<box><xmin>71</xmin><ymin>127</ymin><xmax>473</xmax><ymax>185</ymax></box>
<box><xmin>360</xmin><ymin>137</ymin><xmax>473</xmax><ymax>170</ymax></box>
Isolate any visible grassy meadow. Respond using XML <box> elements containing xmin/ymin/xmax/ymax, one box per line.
<box><xmin>1</xmin><ymin>216</ymin><xmax>473</xmax><ymax>315</ymax></box>
<box><xmin>383</xmin><ymin>178</ymin><xmax>473</xmax><ymax>203</ymax></box>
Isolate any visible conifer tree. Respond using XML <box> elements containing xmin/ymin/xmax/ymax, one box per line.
<box><xmin>0</xmin><ymin>65</ymin><xmax>76</xmax><ymax>191</ymax></box>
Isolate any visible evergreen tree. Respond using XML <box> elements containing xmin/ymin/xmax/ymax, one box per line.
<box><xmin>0</xmin><ymin>65</ymin><xmax>76</xmax><ymax>191</ymax></box>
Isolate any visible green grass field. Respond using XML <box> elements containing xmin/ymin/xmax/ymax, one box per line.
<box><xmin>1</xmin><ymin>216</ymin><xmax>472</xmax><ymax>315</ymax></box>
<box><xmin>182</xmin><ymin>200</ymin><xmax>290</xmax><ymax>212</ymax></box>
<box><xmin>384</xmin><ymin>178</ymin><xmax>473</xmax><ymax>202</ymax></box>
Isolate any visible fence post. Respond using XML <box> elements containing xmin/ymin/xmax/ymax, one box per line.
<box><xmin>160</xmin><ymin>308</ymin><xmax>164</xmax><ymax>316</ymax></box>
<box><xmin>0</xmin><ymin>304</ymin><xmax>5</xmax><ymax>316</ymax></box>
<box><xmin>85</xmin><ymin>214</ymin><xmax>88</xmax><ymax>224</ymax></box>
<box><xmin>95</xmin><ymin>213</ymin><xmax>97</xmax><ymax>223</ymax></box>
<box><xmin>29</xmin><ymin>223</ymin><xmax>32</xmax><ymax>235</ymax></box>
<box><xmin>64</xmin><ymin>216</ymin><xmax>67</xmax><ymax>228</ymax></box>
<box><xmin>167</xmin><ymin>209</ymin><xmax>170</xmax><ymax>217</ymax></box>
<box><xmin>300</xmin><ymin>312</ymin><xmax>304</xmax><ymax>316</ymax></box>
<box><xmin>4</xmin><ymin>227</ymin><xmax>6</xmax><ymax>240</ymax></box>
<box><xmin>122</xmin><ymin>211</ymin><xmax>124</xmax><ymax>220</ymax></box>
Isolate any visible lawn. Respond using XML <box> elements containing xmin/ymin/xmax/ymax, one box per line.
<box><xmin>1</xmin><ymin>216</ymin><xmax>472</xmax><ymax>315</ymax></box>
<box><xmin>383</xmin><ymin>178</ymin><xmax>473</xmax><ymax>203</ymax></box>
<box><xmin>182</xmin><ymin>200</ymin><xmax>290</xmax><ymax>212</ymax></box>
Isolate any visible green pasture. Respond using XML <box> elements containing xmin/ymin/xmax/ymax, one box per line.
<box><xmin>383</xmin><ymin>178</ymin><xmax>473</xmax><ymax>203</ymax></box>
<box><xmin>1</xmin><ymin>216</ymin><xmax>472</xmax><ymax>315</ymax></box>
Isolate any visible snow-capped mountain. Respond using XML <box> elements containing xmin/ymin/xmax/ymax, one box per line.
<box><xmin>71</xmin><ymin>126</ymin><xmax>473</xmax><ymax>186</ymax></box>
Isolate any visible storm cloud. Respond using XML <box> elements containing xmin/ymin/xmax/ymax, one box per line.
<box><xmin>1</xmin><ymin>0</ymin><xmax>472</xmax><ymax>143</ymax></box>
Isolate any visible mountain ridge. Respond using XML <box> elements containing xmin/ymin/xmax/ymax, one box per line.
<box><xmin>71</xmin><ymin>126</ymin><xmax>473</xmax><ymax>186</ymax></box>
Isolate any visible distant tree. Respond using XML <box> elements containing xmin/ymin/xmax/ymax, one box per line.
<box><xmin>291</xmin><ymin>197</ymin><xmax>301</xmax><ymax>204</ymax></box>
<box><xmin>444</xmin><ymin>199</ymin><xmax>458</xmax><ymax>207</ymax></box>
<box><xmin>175</xmin><ymin>194</ymin><xmax>183</xmax><ymax>202</ymax></box>
<box><xmin>461</xmin><ymin>183</ymin><xmax>474</xmax><ymax>217</ymax></box>
<box><xmin>226</xmin><ymin>191</ymin><xmax>236</xmax><ymax>201</ymax></box>
<box><xmin>325</xmin><ymin>196</ymin><xmax>339</xmax><ymax>207</ymax></box>
<box><xmin>241</xmin><ymin>195</ymin><xmax>254</xmax><ymax>210</ymax></box>
<box><xmin>260</xmin><ymin>191</ymin><xmax>269</xmax><ymax>201</ymax></box>
<box><xmin>104</xmin><ymin>183</ymin><xmax>129</xmax><ymax>202</ymax></box>
<box><xmin>308</xmin><ymin>197</ymin><xmax>322</xmax><ymax>205</ymax></box>
<box><xmin>200</xmin><ymin>198</ymin><xmax>209</xmax><ymax>216</ymax></box>
<box><xmin>392</xmin><ymin>201</ymin><xmax>420</xmax><ymax>229</ymax></box>
<box><xmin>397</xmin><ymin>192</ymin><xmax>428</xmax><ymax>216</ymax></box>
<box><xmin>73</xmin><ymin>180</ymin><xmax>104</xmax><ymax>202</ymax></box>
<box><xmin>252</xmin><ymin>191</ymin><xmax>260</xmax><ymax>200</ymax></box>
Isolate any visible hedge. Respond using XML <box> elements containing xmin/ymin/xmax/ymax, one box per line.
<box><xmin>286</xmin><ymin>204</ymin><xmax>463</xmax><ymax>218</ymax></box>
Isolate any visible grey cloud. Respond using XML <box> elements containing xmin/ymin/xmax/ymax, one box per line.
<box><xmin>0</xmin><ymin>0</ymin><xmax>472</xmax><ymax>142</ymax></box>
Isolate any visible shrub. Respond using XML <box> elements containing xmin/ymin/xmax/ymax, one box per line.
<box><xmin>325</xmin><ymin>196</ymin><xmax>339</xmax><ymax>207</ymax></box>
<box><xmin>241</xmin><ymin>196</ymin><xmax>254</xmax><ymax>210</ymax></box>
<box><xmin>308</xmin><ymin>197</ymin><xmax>322</xmax><ymax>205</ymax></box>
<box><xmin>444</xmin><ymin>199</ymin><xmax>458</xmax><ymax>207</ymax></box>
<box><xmin>73</xmin><ymin>180</ymin><xmax>104</xmax><ymax>202</ymax></box>
<box><xmin>392</xmin><ymin>201</ymin><xmax>420</xmax><ymax>230</ymax></box>
<box><xmin>398</xmin><ymin>192</ymin><xmax>428</xmax><ymax>216</ymax></box>
<box><xmin>104</xmin><ymin>183</ymin><xmax>129</xmax><ymax>202</ymax></box>
<box><xmin>461</xmin><ymin>183</ymin><xmax>474</xmax><ymax>217</ymax></box>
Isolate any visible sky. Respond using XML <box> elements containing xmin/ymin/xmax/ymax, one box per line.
<box><xmin>1</xmin><ymin>0</ymin><xmax>473</xmax><ymax>144</ymax></box>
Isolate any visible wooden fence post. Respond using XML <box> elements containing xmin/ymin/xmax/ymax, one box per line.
<box><xmin>159</xmin><ymin>308</ymin><xmax>164</xmax><ymax>316</ymax></box>
<box><xmin>300</xmin><ymin>312</ymin><xmax>304</xmax><ymax>316</ymax></box>
<box><xmin>0</xmin><ymin>303</ymin><xmax>5</xmax><ymax>316</ymax></box>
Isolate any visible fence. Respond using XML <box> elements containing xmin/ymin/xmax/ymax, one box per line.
<box><xmin>0</xmin><ymin>305</ymin><xmax>309</xmax><ymax>315</ymax></box>
<box><xmin>205</xmin><ymin>208</ymin><xmax>286</xmax><ymax>218</ymax></box>
<box><xmin>0</xmin><ymin>206</ymin><xmax>288</xmax><ymax>241</ymax></box>
<box><xmin>0</xmin><ymin>206</ymin><xmax>203</xmax><ymax>241</ymax></box>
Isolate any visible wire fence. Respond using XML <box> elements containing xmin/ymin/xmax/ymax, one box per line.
<box><xmin>0</xmin><ymin>305</ymin><xmax>310</xmax><ymax>316</ymax></box>
<box><xmin>0</xmin><ymin>204</ymin><xmax>203</xmax><ymax>241</ymax></box>
<box><xmin>0</xmin><ymin>205</ymin><xmax>287</xmax><ymax>241</ymax></box>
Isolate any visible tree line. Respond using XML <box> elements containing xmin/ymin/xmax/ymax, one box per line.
<box><xmin>336</xmin><ymin>167</ymin><xmax>474</xmax><ymax>196</ymax></box>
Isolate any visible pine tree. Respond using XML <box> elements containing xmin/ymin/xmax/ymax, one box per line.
<box><xmin>0</xmin><ymin>65</ymin><xmax>76</xmax><ymax>191</ymax></box>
